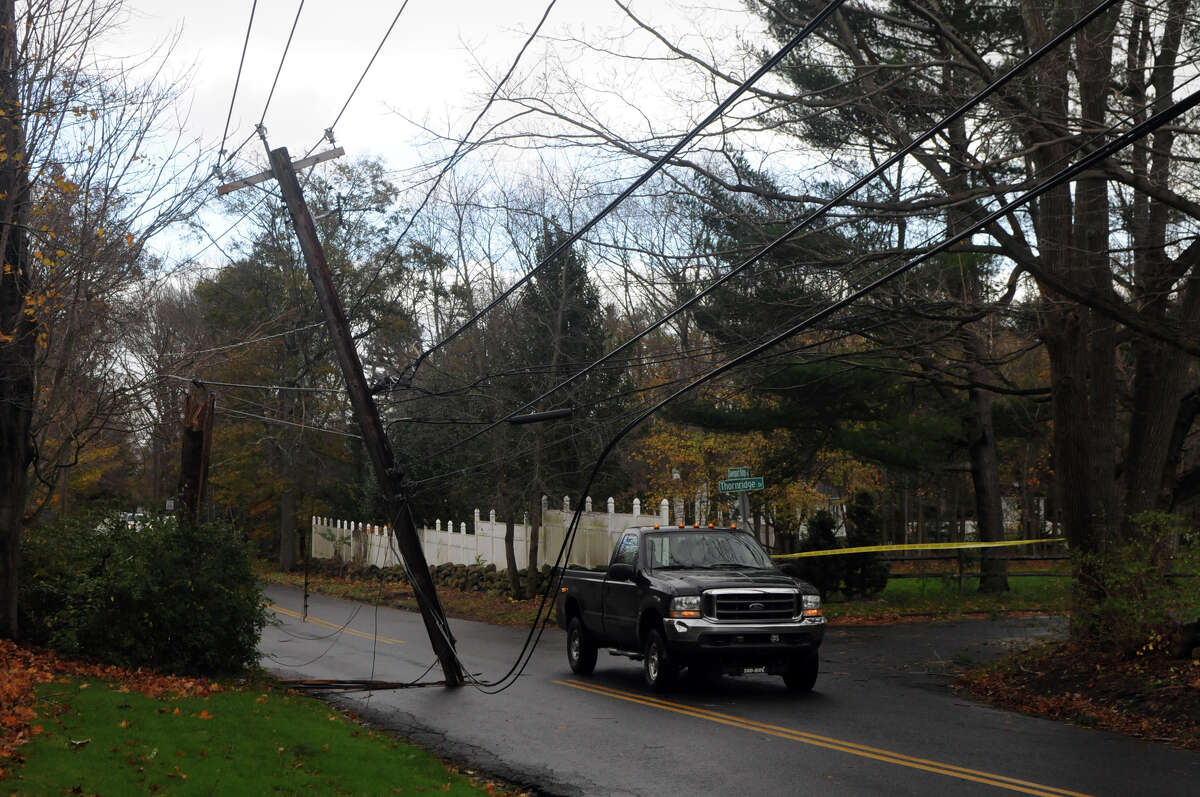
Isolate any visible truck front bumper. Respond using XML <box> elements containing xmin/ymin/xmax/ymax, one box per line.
<box><xmin>662</xmin><ymin>615</ymin><xmax>824</xmax><ymax>669</ymax></box>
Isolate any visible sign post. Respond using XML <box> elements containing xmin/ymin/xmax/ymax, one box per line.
<box><xmin>719</xmin><ymin>468</ymin><xmax>765</xmax><ymax>538</ymax></box>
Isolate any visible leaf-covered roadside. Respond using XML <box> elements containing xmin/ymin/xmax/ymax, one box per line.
<box><xmin>0</xmin><ymin>639</ymin><xmax>219</xmax><ymax>775</ymax></box>
<box><xmin>956</xmin><ymin>641</ymin><xmax>1200</xmax><ymax>749</ymax></box>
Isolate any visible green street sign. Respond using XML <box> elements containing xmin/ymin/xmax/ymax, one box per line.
<box><xmin>718</xmin><ymin>476</ymin><xmax>764</xmax><ymax>493</ymax></box>
<box><xmin>727</xmin><ymin>466</ymin><xmax>750</xmax><ymax>478</ymax></box>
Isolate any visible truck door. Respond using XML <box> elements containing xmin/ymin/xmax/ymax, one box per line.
<box><xmin>603</xmin><ymin>532</ymin><xmax>641</xmax><ymax>649</ymax></box>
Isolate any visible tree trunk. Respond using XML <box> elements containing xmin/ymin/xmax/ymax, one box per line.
<box><xmin>279</xmin><ymin>487</ymin><xmax>298</xmax><ymax>571</ymax></box>
<box><xmin>525</xmin><ymin>498</ymin><xmax>541</xmax><ymax>599</ymax></box>
<box><xmin>504</xmin><ymin>517</ymin><xmax>521</xmax><ymax>598</ymax></box>
<box><xmin>968</xmin><ymin>359</ymin><xmax>1009</xmax><ymax>593</ymax></box>
<box><xmin>0</xmin><ymin>0</ymin><xmax>32</xmax><ymax>641</ymax></box>
<box><xmin>276</xmin><ymin>379</ymin><xmax>300</xmax><ymax>571</ymax></box>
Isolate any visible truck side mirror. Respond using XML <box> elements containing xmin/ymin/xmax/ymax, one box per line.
<box><xmin>607</xmin><ymin>562</ymin><xmax>636</xmax><ymax>582</ymax></box>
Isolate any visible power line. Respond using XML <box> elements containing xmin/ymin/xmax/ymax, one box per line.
<box><xmin>404</xmin><ymin>0</ymin><xmax>849</xmax><ymax>375</ymax></box>
<box><xmin>268</xmin><ymin>3</ymin><xmax>1198</xmax><ymax>698</ymax></box>
<box><xmin>369</xmin><ymin>0</ymin><xmax>1168</xmax><ymax>696</ymax></box>
<box><xmin>168</xmin><ymin>322</ymin><xmax>326</xmax><ymax>359</ymax></box>
<box><xmin>457</xmin><ymin>78</ymin><xmax>1200</xmax><ymax>697</ymax></box>
<box><xmin>218</xmin><ymin>0</ymin><xmax>260</xmax><ymax>174</ymax></box>
<box><xmin>381</xmin><ymin>0</ymin><xmax>559</xmax><ymax>262</ymax></box>
<box><xmin>187</xmin><ymin>0</ymin><xmax>409</xmax><ymax>276</ymax></box>
<box><xmin>260</xmin><ymin>0</ymin><xmax>306</xmax><ymax>125</ymax></box>
<box><xmin>164</xmin><ymin>376</ymin><xmax>345</xmax><ymax>396</ymax></box>
<box><xmin>326</xmin><ymin>0</ymin><xmax>413</xmax><ymax>138</ymax></box>
<box><xmin>215</xmin><ymin>405</ymin><xmax>362</xmax><ymax>439</ymax></box>
<box><xmin>419</xmin><ymin>0</ymin><xmax>1125</xmax><ymax>462</ymax></box>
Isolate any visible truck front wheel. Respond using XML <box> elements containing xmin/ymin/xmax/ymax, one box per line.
<box><xmin>643</xmin><ymin>628</ymin><xmax>677</xmax><ymax>691</ymax></box>
<box><xmin>567</xmin><ymin>617</ymin><xmax>598</xmax><ymax>675</ymax></box>
<box><xmin>783</xmin><ymin>651</ymin><xmax>819</xmax><ymax>692</ymax></box>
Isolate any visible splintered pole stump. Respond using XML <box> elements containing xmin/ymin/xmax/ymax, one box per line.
<box><xmin>178</xmin><ymin>385</ymin><xmax>214</xmax><ymax>523</ymax></box>
<box><xmin>267</xmin><ymin>145</ymin><xmax>463</xmax><ymax>687</ymax></box>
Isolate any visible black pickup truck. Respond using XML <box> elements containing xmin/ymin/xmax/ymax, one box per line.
<box><xmin>555</xmin><ymin>525</ymin><xmax>825</xmax><ymax>691</ymax></box>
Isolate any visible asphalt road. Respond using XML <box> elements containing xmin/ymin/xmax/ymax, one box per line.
<box><xmin>259</xmin><ymin>585</ymin><xmax>1198</xmax><ymax>796</ymax></box>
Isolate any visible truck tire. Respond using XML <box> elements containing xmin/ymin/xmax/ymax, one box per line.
<box><xmin>567</xmin><ymin>617</ymin><xmax>598</xmax><ymax>675</ymax></box>
<box><xmin>783</xmin><ymin>651</ymin><xmax>818</xmax><ymax>692</ymax></box>
<box><xmin>643</xmin><ymin>628</ymin><xmax>677</xmax><ymax>691</ymax></box>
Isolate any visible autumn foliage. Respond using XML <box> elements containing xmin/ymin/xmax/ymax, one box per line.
<box><xmin>0</xmin><ymin>638</ymin><xmax>219</xmax><ymax>774</ymax></box>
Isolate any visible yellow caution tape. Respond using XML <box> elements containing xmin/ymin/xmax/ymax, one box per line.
<box><xmin>771</xmin><ymin>537</ymin><xmax>1067</xmax><ymax>559</ymax></box>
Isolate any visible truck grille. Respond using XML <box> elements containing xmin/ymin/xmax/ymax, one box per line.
<box><xmin>706</xmin><ymin>591</ymin><xmax>796</xmax><ymax>621</ymax></box>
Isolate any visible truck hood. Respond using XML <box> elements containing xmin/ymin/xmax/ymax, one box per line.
<box><xmin>651</xmin><ymin>568</ymin><xmax>816</xmax><ymax>595</ymax></box>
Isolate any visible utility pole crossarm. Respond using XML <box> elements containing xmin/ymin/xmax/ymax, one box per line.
<box><xmin>216</xmin><ymin>147</ymin><xmax>346</xmax><ymax>196</ymax></box>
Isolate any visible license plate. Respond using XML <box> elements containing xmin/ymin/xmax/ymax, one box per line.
<box><xmin>743</xmin><ymin>666</ymin><xmax>765</xmax><ymax>674</ymax></box>
<box><xmin>770</xmin><ymin>634</ymin><xmax>780</xmax><ymax>643</ymax></box>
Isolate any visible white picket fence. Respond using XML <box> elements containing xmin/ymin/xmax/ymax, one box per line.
<box><xmin>310</xmin><ymin>496</ymin><xmax>673</xmax><ymax>571</ymax></box>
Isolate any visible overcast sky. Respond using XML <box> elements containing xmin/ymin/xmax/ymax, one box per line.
<box><xmin>113</xmin><ymin>1</ymin><xmax>731</xmax><ymax>166</ymax></box>
<box><xmin>103</xmin><ymin>0</ymin><xmax>759</xmax><ymax>267</ymax></box>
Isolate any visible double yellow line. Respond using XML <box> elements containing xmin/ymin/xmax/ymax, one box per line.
<box><xmin>555</xmin><ymin>679</ymin><xmax>1091</xmax><ymax>797</ymax></box>
<box><xmin>269</xmin><ymin>604</ymin><xmax>405</xmax><ymax>645</ymax></box>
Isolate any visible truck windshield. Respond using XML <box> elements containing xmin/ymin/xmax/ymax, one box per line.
<box><xmin>645</xmin><ymin>531</ymin><xmax>774</xmax><ymax>570</ymax></box>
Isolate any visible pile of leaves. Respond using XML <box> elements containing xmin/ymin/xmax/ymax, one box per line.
<box><xmin>957</xmin><ymin>639</ymin><xmax>1200</xmax><ymax>749</ymax></box>
<box><xmin>0</xmin><ymin>638</ymin><xmax>219</xmax><ymax>775</ymax></box>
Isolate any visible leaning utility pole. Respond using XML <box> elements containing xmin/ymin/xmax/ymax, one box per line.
<box><xmin>219</xmin><ymin>141</ymin><xmax>463</xmax><ymax>687</ymax></box>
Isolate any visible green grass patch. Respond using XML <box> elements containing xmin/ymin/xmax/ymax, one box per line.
<box><xmin>9</xmin><ymin>679</ymin><xmax>496</xmax><ymax>795</ymax></box>
<box><xmin>823</xmin><ymin>574</ymin><xmax>1073</xmax><ymax>620</ymax></box>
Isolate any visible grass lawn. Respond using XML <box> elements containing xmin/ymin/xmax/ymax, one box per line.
<box><xmin>9</xmin><ymin>678</ymin><xmax>504</xmax><ymax>795</ymax></box>
<box><xmin>824</xmin><ymin>574</ymin><xmax>1073</xmax><ymax>622</ymax></box>
<box><xmin>0</xmin><ymin>638</ymin><xmax>513</xmax><ymax>796</ymax></box>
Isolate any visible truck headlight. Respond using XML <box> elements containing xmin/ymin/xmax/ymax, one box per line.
<box><xmin>802</xmin><ymin>594</ymin><xmax>822</xmax><ymax>618</ymax></box>
<box><xmin>670</xmin><ymin>595</ymin><xmax>702</xmax><ymax>618</ymax></box>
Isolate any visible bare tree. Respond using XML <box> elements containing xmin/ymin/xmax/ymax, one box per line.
<box><xmin>0</xmin><ymin>0</ymin><xmax>207</xmax><ymax>639</ymax></box>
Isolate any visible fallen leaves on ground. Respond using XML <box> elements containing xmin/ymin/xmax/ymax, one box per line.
<box><xmin>0</xmin><ymin>639</ymin><xmax>220</xmax><ymax>771</ymax></box>
<box><xmin>956</xmin><ymin>640</ymin><xmax>1200</xmax><ymax>749</ymax></box>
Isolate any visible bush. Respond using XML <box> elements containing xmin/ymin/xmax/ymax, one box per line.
<box><xmin>1071</xmin><ymin>511</ymin><xmax>1200</xmax><ymax>656</ymax></box>
<box><xmin>779</xmin><ymin>500</ymin><xmax>890</xmax><ymax>599</ymax></box>
<box><xmin>841</xmin><ymin>492</ymin><xmax>890</xmax><ymax>599</ymax></box>
<box><xmin>20</xmin><ymin>512</ymin><xmax>267</xmax><ymax>676</ymax></box>
<box><xmin>781</xmin><ymin>510</ymin><xmax>843</xmax><ymax>599</ymax></box>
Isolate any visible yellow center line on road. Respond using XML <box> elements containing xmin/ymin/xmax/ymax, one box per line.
<box><xmin>269</xmin><ymin>604</ymin><xmax>405</xmax><ymax>645</ymax></box>
<box><xmin>555</xmin><ymin>680</ymin><xmax>1092</xmax><ymax>797</ymax></box>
